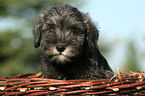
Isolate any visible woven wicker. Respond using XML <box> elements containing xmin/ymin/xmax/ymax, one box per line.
<box><xmin>0</xmin><ymin>71</ymin><xmax>145</xmax><ymax>95</ymax></box>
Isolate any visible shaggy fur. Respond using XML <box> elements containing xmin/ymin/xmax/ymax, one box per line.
<box><xmin>33</xmin><ymin>5</ymin><xmax>113</xmax><ymax>80</ymax></box>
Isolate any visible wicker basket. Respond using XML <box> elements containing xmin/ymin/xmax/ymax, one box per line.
<box><xmin>0</xmin><ymin>71</ymin><xmax>145</xmax><ymax>95</ymax></box>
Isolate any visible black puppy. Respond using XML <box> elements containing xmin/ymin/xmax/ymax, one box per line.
<box><xmin>33</xmin><ymin>5</ymin><xmax>113</xmax><ymax>80</ymax></box>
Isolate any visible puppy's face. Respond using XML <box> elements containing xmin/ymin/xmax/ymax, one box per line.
<box><xmin>42</xmin><ymin>16</ymin><xmax>86</xmax><ymax>64</ymax></box>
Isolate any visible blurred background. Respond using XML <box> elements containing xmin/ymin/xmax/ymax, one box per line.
<box><xmin>0</xmin><ymin>0</ymin><xmax>145</xmax><ymax>77</ymax></box>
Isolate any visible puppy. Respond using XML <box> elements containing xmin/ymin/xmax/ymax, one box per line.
<box><xmin>33</xmin><ymin>5</ymin><xmax>113</xmax><ymax>80</ymax></box>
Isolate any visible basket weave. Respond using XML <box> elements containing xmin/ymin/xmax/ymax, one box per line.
<box><xmin>0</xmin><ymin>71</ymin><xmax>145</xmax><ymax>95</ymax></box>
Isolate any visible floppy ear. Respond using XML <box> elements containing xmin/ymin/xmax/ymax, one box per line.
<box><xmin>83</xmin><ymin>14</ymin><xmax>99</xmax><ymax>50</ymax></box>
<box><xmin>33</xmin><ymin>10</ymin><xmax>46</xmax><ymax>48</ymax></box>
<box><xmin>33</xmin><ymin>23</ymin><xmax>42</xmax><ymax>48</ymax></box>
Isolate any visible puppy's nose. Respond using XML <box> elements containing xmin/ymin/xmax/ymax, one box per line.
<box><xmin>56</xmin><ymin>45</ymin><xmax>66</xmax><ymax>52</ymax></box>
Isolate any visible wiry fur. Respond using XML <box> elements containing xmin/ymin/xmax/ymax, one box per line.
<box><xmin>33</xmin><ymin>5</ymin><xmax>113</xmax><ymax>80</ymax></box>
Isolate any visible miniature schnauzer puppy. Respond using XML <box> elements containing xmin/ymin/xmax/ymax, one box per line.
<box><xmin>33</xmin><ymin>5</ymin><xmax>113</xmax><ymax>80</ymax></box>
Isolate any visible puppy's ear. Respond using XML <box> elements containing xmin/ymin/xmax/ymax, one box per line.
<box><xmin>83</xmin><ymin>14</ymin><xmax>99</xmax><ymax>49</ymax></box>
<box><xmin>33</xmin><ymin>10</ymin><xmax>46</xmax><ymax>48</ymax></box>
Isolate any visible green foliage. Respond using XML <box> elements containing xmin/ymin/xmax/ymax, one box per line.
<box><xmin>123</xmin><ymin>40</ymin><xmax>140</xmax><ymax>71</ymax></box>
<box><xmin>0</xmin><ymin>31</ymin><xmax>41</xmax><ymax>76</ymax></box>
<box><xmin>0</xmin><ymin>0</ymin><xmax>80</xmax><ymax>17</ymax></box>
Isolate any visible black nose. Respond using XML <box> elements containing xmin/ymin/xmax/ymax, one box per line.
<box><xmin>56</xmin><ymin>45</ymin><xmax>66</xmax><ymax>52</ymax></box>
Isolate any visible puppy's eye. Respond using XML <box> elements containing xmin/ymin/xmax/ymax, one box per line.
<box><xmin>73</xmin><ymin>31</ymin><xmax>78</xmax><ymax>35</ymax></box>
<box><xmin>47</xmin><ymin>24</ymin><xmax>55</xmax><ymax>31</ymax></box>
<box><xmin>73</xmin><ymin>28</ymin><xmax>84</xmax><ymax>35</ymax></box>
<box><xmin>70</xmin><ymin>26</ymin><xmax>82</xmax><ymax>34</ymax></box>
<box><xmin>48</xmin><ymin>24</ymin><xmax>55</xmax><ymax>28</ymax></box>
<box><xmin>48</xmin><ymin>24</ymin><xmax>55</xmax><ymax>27</ymax></box>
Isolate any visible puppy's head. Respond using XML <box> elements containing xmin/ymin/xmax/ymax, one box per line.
<box><xmin>33</xmin><ymin>5</ymin><xmax>99</xmax><ymax>64</ymax></box>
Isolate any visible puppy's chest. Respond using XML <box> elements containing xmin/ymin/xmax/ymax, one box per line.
<box><xmin>55</xmin><ymin>65</ymin><xmax>88</xmax><ymax>80</ymax></box>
